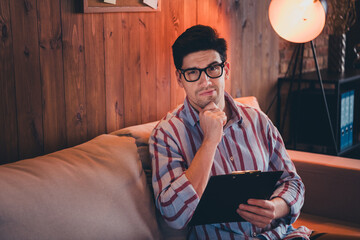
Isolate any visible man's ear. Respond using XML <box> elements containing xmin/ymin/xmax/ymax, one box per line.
<box><xmin>176</xmin><ymin>69</ymin><xmax>184</xmax><ymax>88</ymax></box>
<box><xmin>224</xmin><ymin>62</ymin><xmax>230</xmax><ymax>81</ymax></box>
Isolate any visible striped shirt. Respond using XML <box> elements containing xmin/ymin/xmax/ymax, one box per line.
<box><xmin>149</xmin><ymin>92</ymin><xmax>311</xmax><ymax>240</ymax></box>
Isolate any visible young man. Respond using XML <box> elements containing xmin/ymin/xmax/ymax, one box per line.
<box><xmin>149</xmin><ymin>25</ymin><xmax>310</xmax><ymax>239</ymax></box>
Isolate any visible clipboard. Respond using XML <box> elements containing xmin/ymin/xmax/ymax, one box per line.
<box><xmin>188</xmin><ymin>170</ymin><xmax>283</xmax><ymax>226</ymax></box>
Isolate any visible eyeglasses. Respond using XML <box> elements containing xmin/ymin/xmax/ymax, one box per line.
<box><xmin>178</xmin><ymin>62</ymin><xmax>226</xmax><ymax>82</ymax></box>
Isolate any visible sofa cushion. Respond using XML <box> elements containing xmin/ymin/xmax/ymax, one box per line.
<box><xmin>111</xmin><ymin>121</ymin><xmax>158</xmax><ymax>173</ymax></box>
<box><xmin>0</xmin><ymin>135</ymin><xmax>160</xmax><ymax>240</ymax></box>
<box><xmin>234</xmin><ymin>96</ymin><xmax>261</xmax><ymax>110</ymax></box>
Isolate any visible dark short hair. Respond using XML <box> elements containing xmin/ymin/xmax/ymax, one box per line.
<box><xmin>172</xmin><ymin>25</ymin><xmax>227</xmax><ymax>69</ymax></box>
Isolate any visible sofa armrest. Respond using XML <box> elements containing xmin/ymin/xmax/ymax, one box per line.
<box><xmin>288</xmin><ymin>150</ymin><xmax>360</xmax><ymax>225</ymax></box>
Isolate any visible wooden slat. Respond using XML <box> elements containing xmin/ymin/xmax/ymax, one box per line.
<box><xmin>10</xmin><ymin>0</ymin><xmax>43</xmax><ymax>160</ymax></box>
<box><xmin>260</xmin><ymin>0</ymin><xmax>279</xmax><ymax>121</ymax></box>
<box><xmin>169</xmin><ymin>0</ymin><xmax>194</xmax><ymax>110</ymax></box>
<box><xmin>83</xmin><ymin>13</ymin><xmax>106</xmax><ymax>139</ymax></box>
<box><xmin>60</xmin><ymin>0</ymin><xmax>88</xmax><ymax>147</ymax></box>
<box><xmin>104</xmin><ymin>13</ymin><xmax>125</xmax><ymax>132</ymax></box>
<box><xmin>240</xmin><ymin>0</ymin><xmax>255</xmax><ymax>99</ymax></box>
<box><xmin>122</xmin><ymin>13</ymin><xmax>142</xmax><ymax>127</ymax></box>
<box><xmin>253</xmin><ymin>1</ymin><xmax>262</xmax><ymax>102</ymax></box>
<box><xmin>155</xmin><ymin>0</ymin><xmax>172</xmax><ymax>119</ymax></box>
<box><xmin>37</xmin><ymin>0</ymin><xmax>66</xmax><ymax>154</ymax></box>
<box><xmin>183</xmin><ymin>1</ymin><xmax>197</xmax><ymax>29</ymax></box>
<box><xmin>228</xmin><ymin>0</ymin><xmax>243</xmax><ymax>98</ymax></box>
<box><xmin>139</xmin><ymin>12</ymin><xmax>157</xmax><ymax>123</ymax></box>
<box><xmin>0</xmin><ymin>0</ymin><xmax>18</xmax><ymax>164</ymax></box>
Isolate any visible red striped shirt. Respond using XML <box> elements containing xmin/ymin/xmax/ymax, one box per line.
<box><xmin>149</xmin><ymin>92</ymin><xmax>310</xmax><ymax>239</ymax></box>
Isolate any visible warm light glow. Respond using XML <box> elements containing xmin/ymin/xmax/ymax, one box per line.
<box><xmin>269</xmin><ymin>0</ymin><xmax>326</xmax><ymax>43</ymax></box>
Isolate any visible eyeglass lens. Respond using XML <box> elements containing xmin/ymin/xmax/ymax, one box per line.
<box><xmin>184</xmin><ymin>64</ymin><xmax>224</xmax><ymax>82</ymax></box>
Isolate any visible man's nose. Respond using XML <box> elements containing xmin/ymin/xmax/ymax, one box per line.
<box><xmin>198</xmin><ymin>71</ymin><xmax>211</xmax><ymax>86</ymax></box>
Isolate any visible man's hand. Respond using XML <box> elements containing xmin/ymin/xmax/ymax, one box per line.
<box><xmin>236</xmin><ymin>198</ymin><xmax>290</xmax><ymax>228</ymax></box>
<box><xmin>184</xmin><ymin>102</ymin><xmax>227</xmax><ymax>198</ymax></box>
<box><xmin>199</xmin><ymin>102</ymin><xmax>227</xmax><ymax>145</ymax></box>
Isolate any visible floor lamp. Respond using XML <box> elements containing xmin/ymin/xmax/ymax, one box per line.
<box><xmin>269</xmin><ymin>0</ymin><xmax>339</xmax><ymax>154</ymax></box>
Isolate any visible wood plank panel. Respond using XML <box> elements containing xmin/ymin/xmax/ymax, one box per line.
<box><xmin>183</xmin><ymin>0</ymin><xmax>197</xmax><ymax>29</ymax></box>
<box><xmin>83</xmin><ymin>13</ymin><xmax>106</xmax><ymax>139</ymax></box>
<box><xmin>139</xmin><ymin>12</ymin><xmax>157</xmax><ymax>123</ymax></box>
<box><xmin>37</xmin><ymin>0</ymin><xmax>67</xmax><ymax>154</ymax></box>
<box><xmin>0</xmin><ymin>0</ymin><xmax>18</xmax><ymax>164</ymax></box>
<box><xmin>252</xmin><ymin>1</ymin><xmax>262</xmax><ymax>101</ymax></box>
<box><xmin>239</xmin><ymin>0</ymin><xmax>255</xmax><ymax>99</ymax></box>
<box><xmin>169</xmin><ymin>0</ymin><xmax>196</xmax><ymax>109</ymax></box>
<box><xmin>104</xmin><ymin>13</ymin><xmax>125</xmax><ymax>132</ymax></box>
<box><xmin>10</xmin><ymin>0</ymin><xmax>43</xmax><ymax>160</ymax></box>
<box><xmin>122</xmin><ymin>13</ymin><xmax>142</xmax><ymax>127</ymax></box>
<box><xmin>228</xmin><ymin>0</ymin><xmax>243</xmax><ymax>98</ymax></box>
<box><xmin>155</xmin><ymin>0</ymin><xmax>172</xmax><ymax>119</ymax></box>
<box><xmin>260</xmin><ymin>0</ymin><xmax>279</xmax><ymax>121</ymax></box>
<box><xmin>60</xmin><ymin>0</ymin><xmax>88</xmax><ymax>147</ymax></box>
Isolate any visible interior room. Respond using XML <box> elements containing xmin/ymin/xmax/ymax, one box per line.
<box><xmin>0</xmin><ymin>0</ymin><xmax>360</xmax><ymax>239</ymax></box>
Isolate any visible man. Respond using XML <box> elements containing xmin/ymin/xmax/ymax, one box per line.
<box><xmin>149</xmin><ymin>25</ymin><xmax>310</xmax><ymax>239</ymax></box>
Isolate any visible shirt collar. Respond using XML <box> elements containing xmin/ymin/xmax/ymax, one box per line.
<box><xmin>183</xmin><ymin>92</ymin><xmax>243</xmax><ymax>127</ymax></box>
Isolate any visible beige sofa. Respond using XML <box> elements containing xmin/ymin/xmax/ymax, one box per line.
<box><xmin>0</xmin><ymin>97</ymin><xmax>359</xmax><ymax>239</ymax></box>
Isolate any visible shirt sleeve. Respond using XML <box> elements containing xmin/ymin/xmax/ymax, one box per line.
<box><xmin>149</xmin><ymin>127</ymin><xmax>200</xmax><ymax>229</ymax></box>
<box><xmin>266</xmin><ymin>119</ymin><xmax>305</xmax><ymax>224</ymax></box>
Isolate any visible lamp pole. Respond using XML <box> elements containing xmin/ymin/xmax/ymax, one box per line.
<box><xmin>311</xmin><ymin>41</ymin><xmax>339</xmax><ymax>154</ymax></box>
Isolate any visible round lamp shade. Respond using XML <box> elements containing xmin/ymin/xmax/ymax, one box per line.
<box><xmin>269</xmin><ymin>0</ymin><xmax>326</xmax><ymax>43</ymax></box>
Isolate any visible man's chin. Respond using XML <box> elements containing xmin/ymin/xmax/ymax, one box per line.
<box><xmin>198</xmin><ymin>97</ymin><xmax>219</xmax><ymax>109</ymax></box>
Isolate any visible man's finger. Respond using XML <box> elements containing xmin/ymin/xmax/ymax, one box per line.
<box><xmin>247</xmin><ymin>199</ymin><xmax>273</xmax><ymax>209</ymax></box>
<box><xmin>237</xmin><ymin>209</ymin><xmax>271</xmax><ymax>228</ymax></box>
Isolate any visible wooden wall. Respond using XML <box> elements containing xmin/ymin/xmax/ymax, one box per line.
<box><xmin>0</xmin><ymin>0</ymin><xmax>279</xmax><ymax>164</ymax></box>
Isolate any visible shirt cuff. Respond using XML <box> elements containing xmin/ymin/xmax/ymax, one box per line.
<box><xmin>270</xmin><ymin>189</ymin><xmax>299</xmax><ymax>223</ymax></box>
<box><xmin>170</xmin><ymin>172</ymin><xmax>200</xmax><ymax>213</ymax></box>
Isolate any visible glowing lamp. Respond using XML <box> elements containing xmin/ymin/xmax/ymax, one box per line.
<box><xmin>268</xmin><ymin>0</ymin><xmax>339</xmax><ymax>154</ymax></box>
<box><xmin>269</xmin><ymin>0</ymin><xmax>327</xmax><ymax>43</ymax></box>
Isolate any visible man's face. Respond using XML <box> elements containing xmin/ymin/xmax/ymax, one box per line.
<box><xmin>176</xmin><ymin>50</ymin><xmax>230</xmax><ymax>111</ymax></box>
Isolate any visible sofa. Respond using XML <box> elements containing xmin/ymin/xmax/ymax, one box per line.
<box><xmin>0</xmin><ymin>97</ymin><xmax>359</xmax><ymax>239</ymax></box>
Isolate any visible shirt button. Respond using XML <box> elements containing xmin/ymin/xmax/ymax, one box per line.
<box><xmin>230</xmin><ymin>156</ymin><xmax>234</xmax><ymax>161</ymax></box>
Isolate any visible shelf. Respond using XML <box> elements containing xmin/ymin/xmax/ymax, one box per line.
<box><xmin>277</xmin><ymin>68</ymin><xmax>360</xmax><ymax>157</ymax></box>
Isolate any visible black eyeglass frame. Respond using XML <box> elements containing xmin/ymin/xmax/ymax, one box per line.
<box><xmin>178</xmin><ymin>62</ymin><xmax>226</xmax><ymax>82</ymax></box>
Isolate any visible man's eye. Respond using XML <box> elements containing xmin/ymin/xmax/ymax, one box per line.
<box><xmin>187</xmin><ymin>70</ymin><xmax>198</xmax><ymax>75</ymax></box>
<box><xmin>208</xmin><ymin>65</ymin><xmax>220</xmax><ymax>71</ymax></box>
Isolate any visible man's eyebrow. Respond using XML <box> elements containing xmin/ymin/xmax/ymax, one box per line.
<box><xmin>184</xmin><ymin>61</ymin><xmax>221</xmax><ymax>70</ymax></box>
<box><xmin>207</xmin><ymin>61</ymin><xmax>221</xmax><ymax>67</ymax></box>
